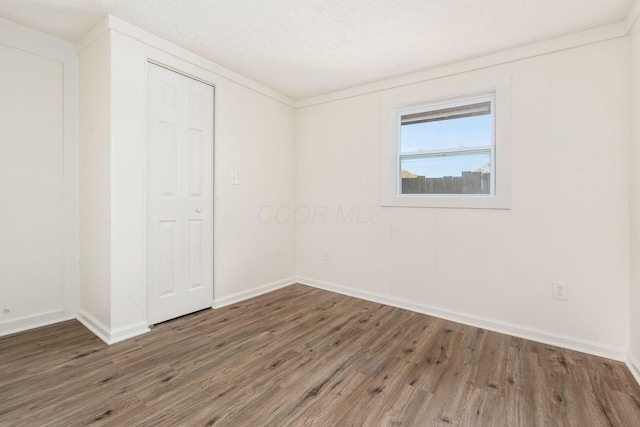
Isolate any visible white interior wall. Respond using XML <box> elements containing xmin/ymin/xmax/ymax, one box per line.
<box><xmin>296</xmin><ymin>38</ymin><xmax>630</xmax><ymax>360</ymax></box>
<box><xmin>78</xmin><ymin>31</ymin><xmax>112</xmax><ymax>331</ymax></box>
<box><xmin>76</xmin><ymin>17</ymin><xmax>297</xmax><ymax>343</ymax></box>
<box><xmin>629</xmin><ymin>14</ymin><xmax>640</xmax><ymax>380</ymax></box>
<box><xmin>108</xmin><ymin>30</ymin><xmax>147</xmax><ymax>338</ymax></box>
<box><xmin>0</xmin><ymin>18</ymin><xmax>78</xmax><ymax>335</ymax></box>
<box><xmin>0</xmin><ymin>43</ymin><xmax>64</xmax><ymax>328</ymax></box>
<box><xmin>108</xmin><ymin>27</ymin><xmax>297</xmax><ymax>334</ymax></box>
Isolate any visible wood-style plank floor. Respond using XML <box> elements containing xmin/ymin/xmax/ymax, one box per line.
<box><xmin>1</xmin><ymin>284</ymin><xmax>639</xmax><ymax>426</ymax></box>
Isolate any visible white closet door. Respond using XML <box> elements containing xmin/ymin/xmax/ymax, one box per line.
<box><xmin>147</xmin><ymin>63</ymin><xmax>214</xmax><ymax>325</ymax></box>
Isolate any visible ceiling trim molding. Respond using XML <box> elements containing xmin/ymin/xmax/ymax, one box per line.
<box><xmin>625</xmin><ymin>0</ymin><xmax>640</xmax><ymax>33</ymax></box>
<box><xmin>0</xmin><ymin>16</ymin><xmax>75</xmax><ymax>61</ymax></box>
<box><xmin>77</xmin><ymin>15</ymin><xmax>296</xmax><ymax>107</ymax></box>
<box><xmin>296</xmin><ymin>22</ymin><xmax>627</xmax><ymax>108</ymax></box>
<box><xmin>75</xmin><ymin>15</ymin><xmax>110</xmax><ymax>54</ymax></box>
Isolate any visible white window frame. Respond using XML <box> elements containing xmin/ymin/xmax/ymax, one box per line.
<box><xmin>395</xmin><ymin>94</ymin><xmax>495</xmax><ymax>196</ymax></box>
<box><xmin>381</xmin><ymin>76</ymin><xmax>511</xmax><ymax>209</ymax></box>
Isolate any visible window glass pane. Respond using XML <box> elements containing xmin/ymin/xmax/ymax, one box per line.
<box><xmin>400</xmin><ymin>111</ymin><xmax>492</xmax><ymax>152</ymax></box>
<box><xmin>400</xmin><ymin>151</ymin><xmax>491</xmax><ymax>194</ymax></box>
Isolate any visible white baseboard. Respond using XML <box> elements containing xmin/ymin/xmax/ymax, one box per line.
<box><xmin>297</xmin><ymin>277</ymin><xmax>627</xmax><ymax>362</ymax></box>
<box><xmin>627</xmin><ymin>352</ymin><xmax>640</xmax><ymax>387</ymax></box>
<box><xmin>76</xmin><ymin>309</ymin><xmax>110</xmax><ymax>344</ymax></box>
<box><xmin>212</xmin><ymin>277</ymin><xmax>297</xmax><ymax>309</ymax></box>
<box><xmin>109</xmin><ymin>321</ymin><xmax>150</xmax><ymax>344</ymax></box>
<box><xmin>77</xmin><ymin>310</ymin><xmax>150</xmax><ymax>345</ymax></box>
<box><xmin>0</xmin><ymin>309</ymin><xmax>70</xmax><ymax>337</ymax></box>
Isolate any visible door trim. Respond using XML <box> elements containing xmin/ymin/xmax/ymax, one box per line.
<box><xmin>145</xmin><ymin>60</ymin><xmax>216</xmax><ymax>325</ymax></box>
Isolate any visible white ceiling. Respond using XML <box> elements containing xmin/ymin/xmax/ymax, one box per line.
<box><xmin>0</xmin><ymin>0</ymin><xmax>633</xmax><ymax>100</ymax></box>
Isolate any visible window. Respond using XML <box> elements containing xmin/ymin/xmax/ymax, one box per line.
<box><xmin>398</xmin><ymin>96</ymin><xmax>494</xmax><ymax>196</ymax></box>
<box><xmin>381</xmin><ymin>77</ymin><xmax>510</xmax><ymax>209</ymax></box>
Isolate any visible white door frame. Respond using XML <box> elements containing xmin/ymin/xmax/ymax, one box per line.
<box><xmin>145</xmin><ymin>60</ymin><xmax>215</xmax><ymax>325</ymax></box>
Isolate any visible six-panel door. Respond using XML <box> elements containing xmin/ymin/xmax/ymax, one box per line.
<box><xmin>147</xmin><ymin>62</ymin><xmax>214</xmax><ymax>325</ymax></box>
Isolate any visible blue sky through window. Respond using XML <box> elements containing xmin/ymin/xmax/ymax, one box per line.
<box><xmin>400</xmin><ymin>114</ymin><xmax>492</xmax><ymax>177</ymax></box>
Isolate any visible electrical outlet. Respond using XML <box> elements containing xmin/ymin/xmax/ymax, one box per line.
<box><xmin>322</xmin><ymin>248</ymin><xmax>330</xmax><ymax>261</ymax></box>
<box><xmin>552</xmin><ymin>282</ymin><xmax>568</xmax><ymax>300</ymax></box>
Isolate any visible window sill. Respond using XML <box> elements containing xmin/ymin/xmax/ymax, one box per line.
<box><xmin>381</xmin><ymin>193</ymin><xmax>510</xmax><ymax>209</ymax></box>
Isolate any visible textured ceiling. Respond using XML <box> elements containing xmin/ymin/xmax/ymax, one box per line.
<box><xmin>0</xmin><ymin>0</ymin><xmax>633</xmax><ymax>100</ymax></box>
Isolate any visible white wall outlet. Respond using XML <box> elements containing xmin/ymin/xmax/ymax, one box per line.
<box><xmin>322</xmin><ymin>248</ymin><xmax>330</xmax><ymax>261</ymax></box>
<box><xmin>552</xmin><ymin>282</ymin><xmax>568</xmax><ymax>300</ymax></box>
<box><xmin>232</xmin><ymin>172</ymin><xmax>239</xmax><ymax>185</ymax></box>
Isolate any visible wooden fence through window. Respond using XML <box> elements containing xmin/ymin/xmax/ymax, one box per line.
<box><xmin>401</xmin><ymin>171</ymin><xmax>490</xmax><ymax>194</ymax></box>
